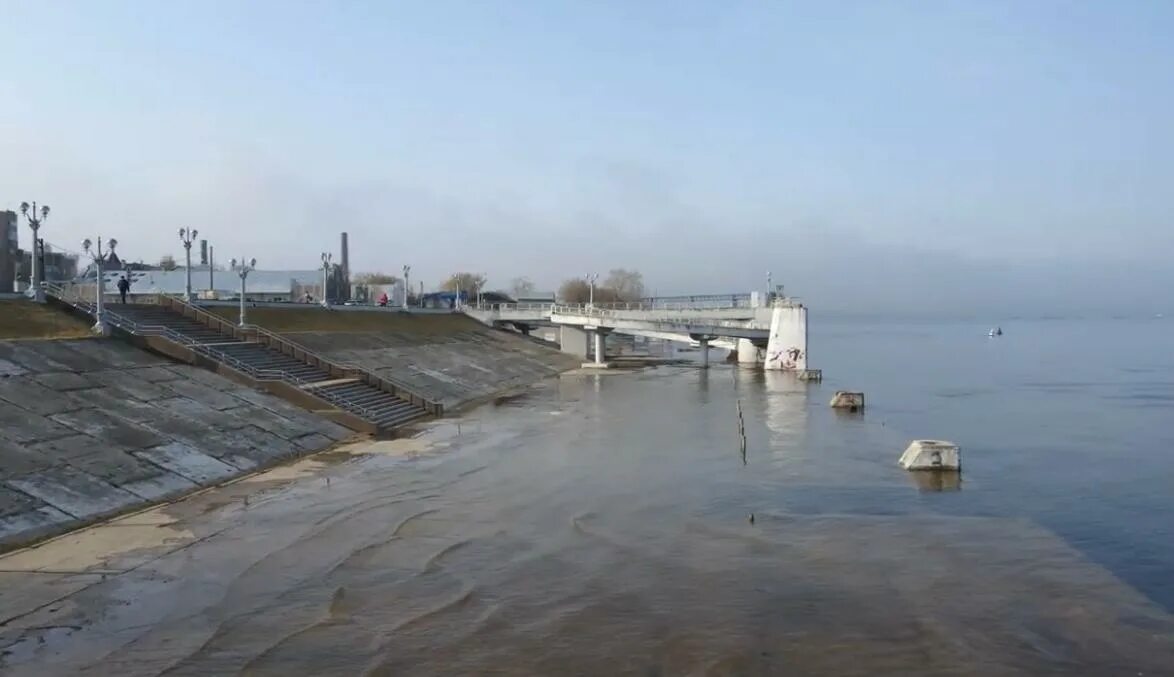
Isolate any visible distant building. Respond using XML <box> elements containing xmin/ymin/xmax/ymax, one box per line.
<box><xmin>104</xmin><ymin>268</ymin><xmax>320</xmax><ymax>302</ymax></box>
<box><xmin>0</xmin><ymin>211</ymin><xmax>16</xmax><ymax>293</ymax></box>
<box><xmin>19</xmin><ymin>244</ymin><xmax>78</xmax><ymax>284</ymax></box>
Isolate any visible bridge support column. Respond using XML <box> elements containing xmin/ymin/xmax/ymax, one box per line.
<box><xmin>593</xmin><ymin>330</ymin><xmax>605</xmax><ymax>365</ymax></box>
<box><xmin>764</xmin><ymin>304</ymin><xmax>808</xmax><ymax>372</ymax></box>
<box><xmin>737</xmin><ymin>339</ymin><xmax>764</xmax><ymax>365</ymax></box>
<box><xmin>559</xmin><ymin>326</ymin><xmax>589</xmax><ymax>358</ymax></box>
<box><xmin>700</xmin><ymin>337</ymin><xmax>710</xmax><ymax>368</ymax></box>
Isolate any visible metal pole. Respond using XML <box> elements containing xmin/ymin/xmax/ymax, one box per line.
<box><xmin>208</xmin><ymin>246</ymin><xmax>214</xmax><ymax>293</ymax></box>
<box><xmin>179</xmin><ymin>228</ymin><xmax>197</xmax><ymax>301</ymax></box>
<box><xmin>185</xmin><ymin>244</ymin><xmax>192</xmax><ymax>301</ymax></box>
<box><xmin>239</xmin><ymin>272</ymin><xmax>246</xmax><ymax>326</ymax></box>
<box><xmin>94</xmin><ymin>242</ymin><xmax>103</xmax><ymax>325</ymax></box>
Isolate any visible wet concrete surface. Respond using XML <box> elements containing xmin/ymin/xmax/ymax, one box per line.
<box><xmin>1</xmin><ymin>366</ymin><xmax>1173</xmax><ymax>675</ymax></box>
<box><xmin>0</xmin><ymin>339</ymin><xmax>349</xmax><ymax>549</ymax></box>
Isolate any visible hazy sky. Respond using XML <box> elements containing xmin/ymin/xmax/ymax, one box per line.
<box><xmin>3</xmin><ymin>1</ymin><xmax>1172</xmax><ymax>315</ymax></box>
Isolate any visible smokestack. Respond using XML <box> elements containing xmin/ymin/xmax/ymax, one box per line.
<box><xmin>199</xmin><ymin>240</ymin><xmax>208</xmax><ymax>265</ymax></box>
<box><xmin>339</xmin><ymin>232</ymin><xmax>350</xmax><ymax>301</ymax></box>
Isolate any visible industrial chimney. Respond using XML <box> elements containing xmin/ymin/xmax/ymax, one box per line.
<box><xmin>199</xmin><ymin>240</ymin><xmax>208</xmax><ymax>265</ymax></box>
<box><xmin>339</xmin><ymin>232</ymin><xmax>350</xmax><ymax>302</ymax></box>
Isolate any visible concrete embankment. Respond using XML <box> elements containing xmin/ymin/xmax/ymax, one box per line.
<box><xmin>0</xmin><ymin>337</ymin><xmax>349</xmax><ymax>552</ymax></box>
<box><xmin>208</xmin><ymin>307</ymin><xmax>579</xmax><ymax>410</ymax></box>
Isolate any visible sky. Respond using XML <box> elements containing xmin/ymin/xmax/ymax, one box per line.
<box><xmin>2</xmin><ymin>0</ymin><xmax>1172</xmax><ymax>316</ymax></box>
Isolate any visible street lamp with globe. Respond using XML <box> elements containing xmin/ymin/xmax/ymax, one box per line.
<box><xmin>178</xmin><ymin>228</ymin><xmax>198</xmax><ymax>301</ymax></box>
<box><xmin>19</xmin><ymin>201</ymin><xmax>50</xmax><ymax>301</ymax></box>
<box><xmin>81</xmin><ymin>236</ymin><xmax>117</xmax><ymax>334</ymax></box>
<box><xmin>231</xmin><ymin>257</ymin><xmax>257</xmax><ymax>326</ymax></box>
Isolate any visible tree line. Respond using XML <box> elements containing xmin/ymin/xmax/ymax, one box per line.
<box><xmin>332</xmin><ymin>268</ymin><xmax>646</xmax><ymax>303</ymax></box>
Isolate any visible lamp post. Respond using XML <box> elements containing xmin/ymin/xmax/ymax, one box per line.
<box><xmin>402</xmin><ymin>265</ymin><xmax>411</xmax><ymax>307</ymax></box>
<box><xmin>81</xmin><ymin>236</ymin><xmax>117</xmax><ymax>334</ymax></box>
<box><xmin>587</xmin><ymin>272</ymin><xmax>598</xmax><ymax>308</ymax></box>
<box><xmin>231</xmin><ymin>257</ymin><xmax>256</xmax><ymax>326</ymax></box>
<box><xmin>178</xmin><ymin>227</ymin><xmax>198</xmax><ymax>301</ymax></box>
<box><xmin>320</xmin><ymin>252</ymin><xmax>332</xmax><ymax>306</ymax></box>
<box><xmin>19</xmin><ymin>201</ymin><xmax>50</xmax><ymax>301</ymax></box>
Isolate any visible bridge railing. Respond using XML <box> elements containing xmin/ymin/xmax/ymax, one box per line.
<box><xmin>469</xmin><ymin>297</ymin><xmax>770</xmax><ymax>313</ymax></box>
<box><xmin>548</xmin><ymin>304</ymin><xmax>766</xmax><ymax>330</ymax></box>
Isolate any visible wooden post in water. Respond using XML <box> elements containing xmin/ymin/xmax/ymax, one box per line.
<box><xmin>736</xmin><ymin>400</ymin><xmax>747</xmax><ymax>464</ymax></box>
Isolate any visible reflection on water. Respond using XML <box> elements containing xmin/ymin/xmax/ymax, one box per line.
<box><xmin>908</xmin><ymin>470</ymin><xmax>963</xmax><ymax>492</ymax></box>
<box><xmin>3</xmin><ymin>326</ymin><xmax>1174</xmax><ymax>674</ymax></box>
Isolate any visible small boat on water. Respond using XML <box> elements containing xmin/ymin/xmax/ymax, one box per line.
<box><xmin>988</xmin><ymin>327</ymin><xmax>1003</xmax><ymax>337</ymax></box>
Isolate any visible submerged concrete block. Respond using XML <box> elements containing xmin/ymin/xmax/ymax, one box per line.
<box><xmin>899</xmin><ymin>440</ymin><xmax>961</xmax><ymax>471</ymax></box>
<box><xmin>829</xmin><ymin>391</ymin><xmax>864</xmax><ymax>410</ymax></box>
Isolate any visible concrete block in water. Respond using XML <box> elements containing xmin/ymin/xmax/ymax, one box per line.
<box><xmin>899</xmin><ymin>440</ymin><xmax>961</xmax><ymax>471</ymax></box>
<box><xmin>829</xmin><ymin>391</ymin><xmax>864</xmax><ymax>410</ymax></box>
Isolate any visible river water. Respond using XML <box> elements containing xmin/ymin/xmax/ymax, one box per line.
<box><xmin>2</xmin><ymin>318</ymin><xmax>1174</xmax><ymax>675</ymax></box>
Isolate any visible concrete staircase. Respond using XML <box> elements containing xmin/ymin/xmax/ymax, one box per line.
<box><xmin>97</xmin><ymin>302</ymin><xmax>433</xmax><ymax>434</ymax></box>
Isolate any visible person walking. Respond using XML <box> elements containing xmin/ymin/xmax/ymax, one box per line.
<box><xmin>117</xmin><ymin>275</ymin><xmax>130</xmax><ymax>304</ymax></box>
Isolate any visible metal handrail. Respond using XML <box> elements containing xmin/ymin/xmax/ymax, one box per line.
<box><xmin>42</xmin><ymin>283</ymin><xmax>397</xmax><ymax>424</ymax></box>
<box><xmin>547</xmin><ymin>304</ymin><xmax>769</xmax><ymax>331</ymax></box>
<box><xmin>469</xmin><ymin>299</ymin><xmax>784</xmax><ymax>313</ymax></box>
<box><xmin>157</xmin><ymin>294</ymin><xmax>443</xmax><ymax>416</ymax></box>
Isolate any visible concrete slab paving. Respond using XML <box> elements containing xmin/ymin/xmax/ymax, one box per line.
<box><xmin>0</xmin><ymin>498</ymin><xmax>73</xmax><ymax>549</ymax></box>
<box><xmin>67</xmin><ymin>339</ymin><xmax>165</xmax><ymax>368</ymax></box>
<box><xmin>0</xmin><ymin>378</ymin><xmax>91</xmax><ymax>416</ymax></box>
<box><xmin>132</xmin><ymin>365</ymin><xmax>186</xmax><ymax>382</ymax></box>
<box><xmin>23</xmin><ymin>435</ymin><xmax>102</xmax><ymax>462</ymax></box>
<box><xmin>50</xmin><ymin>409</ymin><xmax>165</xmax><ymax>450</ymax></box>
<box><xmin>0</xmin><ymin>357</ymin><xmax>28</xmax><ymax>377</ymax></box>
<box><xmin>118</xmin><ymin>472</ymin><xmax>199</xmax><ymax>503</ymax></box>
<box><xmin>30</xmin><ymin>371</ymin><xmax>96</xmax><ymax>392</ymax></box>
<box><xmin>0</xmin><ymin>342</ymin><xmax>71</xmax><ymax>373</ymax></box>
<box><xmin>85</xmin><ymin>370</ymin><xmax>176</xmax><ymax>401</ymax></box>
<box><xmin>20</xmin><ymin>341</ymin><xmax>107</xmax><ymax>372</ymax></box>
<box><xmin>0</xmin><ymin>438</ymin><xmax>54</xmax><ymax>477</ymax></box>
<box><xmin>0</xmin><ymin>338</ymin><xmax>355</xmax><ymax>549</ymax></box>
<box><xmin>79</xmin><ymin>388</ymin><xmax>160</xmax><ymax>423</ymax></box>
<box><xmin>161</xmin><ymin>377</ymin><xmax>247</xmax><ymax>411</ymax></box>
<box><xmin>0</xmin><ymin>408</ymin><xmax>79</xmax><ymax>444</ymax></box>
<box><xmin>6</xmin><ymin>466</ymin><xmax>140</xmax><ymax>520</ymax></box>
<box><xmin>135</xmin><ymin>442</ymin><xmax>240</xmax><ymax>485</ymax></box>
<box><xmin>231</xmin><ymin>405</ymin><xmax>317</xmax><ymax>439</ymax></box>
<box><xmin>65</xmin><ymin>446</ymin><xmax>167</xmax><ymax>487</ymax></box>
<box><xmin>292</xmin><ymin>433</ymin><xmax>336</xmax><ymax>453</ymax></box>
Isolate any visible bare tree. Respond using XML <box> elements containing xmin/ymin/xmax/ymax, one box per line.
<box><xmin>441</xmin><ymin>272</ymin><xmax>487</xmax><ymax>296</ymax></box>
<box><xmin>604</xmin><ymin>268</ymin><xmax>645</xmax><ymax>302</ymax></box>
<box><xmin>558</xmin><ymin>278</ymin><xmax>591</xmax><ymax>303</ymax></box>
<box><xmin>510</xmin><ymin>276</ymin><xmax>536</xmax><ymax>299</ymax></box>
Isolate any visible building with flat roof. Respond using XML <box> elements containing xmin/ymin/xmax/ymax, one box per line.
<box><xmin>0</xmin><ymin>211</ymin><xmax>16</xmax><ymax>293</ymax></box>
<box><xmin>102</xmin><ymin>268</ymin><xmax>321</xmax><ymax>302</ymax></box>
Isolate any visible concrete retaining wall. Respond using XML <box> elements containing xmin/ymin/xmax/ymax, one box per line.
<box><xmin>290</xmin><ymin>326</ymin><xmax>578</xmax><ymax>410</ymax></box>
<box><xmin>205</xmin><ymin>306</ymin><xmax>579</xmax><ymax>410</ymax></box>
<box><xmin>0</xmin><ymin>338</ymin><xmax>349</xmax><ymax>552</ymax></box>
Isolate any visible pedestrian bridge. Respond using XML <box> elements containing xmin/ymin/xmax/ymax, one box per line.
<box><xmin>464</xmin><ymin>294</ymin><xmax>810</xmax><ymax>371</ymax></box>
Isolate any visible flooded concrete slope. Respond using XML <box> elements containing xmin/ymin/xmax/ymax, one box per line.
<box><xmin>209</xmin><ymin>306</ymin><xmax>578</xmax><ymax>410</ymax></box>
<box><xmin>0</xmin><ymin>338</ymin><xmax>350</xmax><ymax>551</ymax></box>
<box><xmin>1</xmin><ymin>370</ymin><xmax>1172</xmax><ymax>675</ymax></box>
